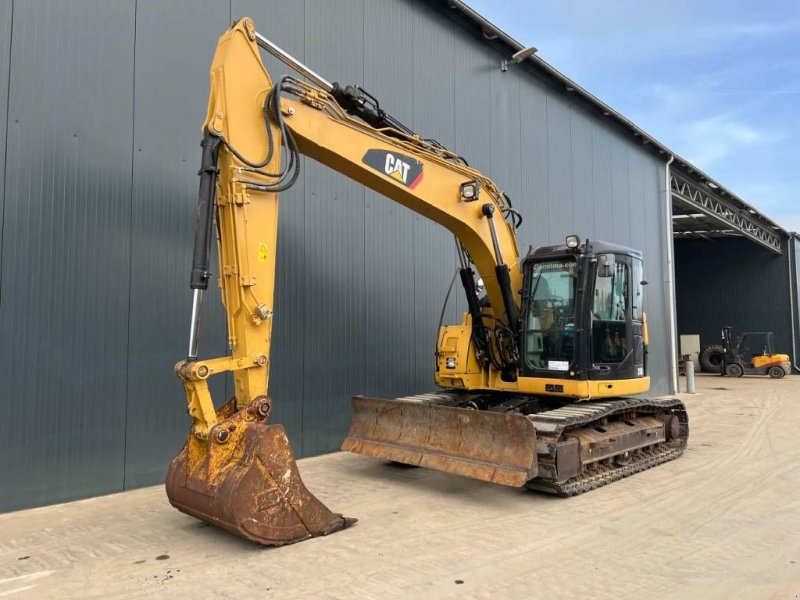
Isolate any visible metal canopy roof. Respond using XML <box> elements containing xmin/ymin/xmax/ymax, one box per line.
<box><xmin>670</xmin><ymin>172</ymin><xmax>783</xmax><ymax>253</ymax></box>
<box><xmin>436</xmin><ymin>0</ymin><xmax>788</xmax><ymax>254</ymax></box>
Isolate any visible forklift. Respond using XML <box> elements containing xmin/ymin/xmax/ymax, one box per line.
<box><xmin>719</xmin><ymin>326</ymin><xmax>791</xmax><ymax>379</ymax></box>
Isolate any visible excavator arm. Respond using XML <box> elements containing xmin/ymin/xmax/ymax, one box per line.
<box><xmin>166</xmin><ymin>18</ymin><xmax>529</xmax><ymax>546</ymax></box>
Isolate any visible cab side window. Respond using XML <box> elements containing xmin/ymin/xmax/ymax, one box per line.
<box><xmin>631</xmin><ymin>258</ymin><xmax>643</xmax><ymax>321</ymax></box>
<box><xmin>592</xmin><ymin>258</ymin><xmax>629</xmax><ymax>364</ymax></box>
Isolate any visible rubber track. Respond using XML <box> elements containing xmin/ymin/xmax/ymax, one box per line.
<box><xmin>527</xmin><ymin>443</ymin><xmax>685</xmax><ymax>496</ymax></box>
<box><xmin>526</xmin><ymin>396</ymin><xmax>689</xmax><ymax>496</ymax></box>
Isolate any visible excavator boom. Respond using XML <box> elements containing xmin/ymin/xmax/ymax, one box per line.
<box><xmin>166</xmin><ymin>18</ymin><xmax>688</xmax><ymax>546</ymax></box>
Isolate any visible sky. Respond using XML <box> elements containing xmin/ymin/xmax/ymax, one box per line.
<box><xmin>468</xmin><ymin>0</ymin><xmax>800</xmax><ymax>232</ymax></box>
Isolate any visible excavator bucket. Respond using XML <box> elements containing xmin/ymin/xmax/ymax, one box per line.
<box><xmin>342</xmin><ymin>395</ymin><xmax>538</xmax><ymax>487</ymax></box>
<box><xmin>166</xmin><ymin>397</ymin><xmax>355</xmax><ymax>546</ymax></box>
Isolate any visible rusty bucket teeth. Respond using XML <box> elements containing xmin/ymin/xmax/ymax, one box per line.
<box><xmin>166</xmin><ymin>398</ymin><xmax>355</xmax><ymax>546</ymax></box>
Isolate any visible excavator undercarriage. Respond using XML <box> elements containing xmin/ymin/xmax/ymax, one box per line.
<box><xmin>344</xmin><ymin>392</ymin><xmax>688</xmax><ymax>496</ymax></box>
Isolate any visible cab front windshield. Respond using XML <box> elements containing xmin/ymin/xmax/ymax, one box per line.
<box><xmin>523</xmin><ymin>259</ymin><xmax>577</xmax><ymax>371</ymax></box>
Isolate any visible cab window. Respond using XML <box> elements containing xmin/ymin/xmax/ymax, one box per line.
<box><xmin>523</xmin><ymin>260</ymin><xmax>577</xmax><ymax>371</ymax></box>
<box><xmin>631</xmin><ymin>258</ymin><xmax>643</xmax><ymax>321</ymax></box>
<box><xmin>592</xmin><ymin>256</ymin><xmax>629</xmax><ymax>364</ymax></box>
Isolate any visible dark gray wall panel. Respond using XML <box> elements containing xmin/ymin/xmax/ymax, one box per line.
<box><xmin>302</xmin><ymin>0</ymin><xmax>367</xmax><ymax>455</ymax></box>
<box><xmin>590</xmin><ymin>129</ymin><xmax>614</xmax><ymax>239</ymax></box>
<box><xmin>545</xmin><ymin>97</ymin><xmax>573</xmax><ymax>243</ymax></box>
<box><xmin>675</xmin><ymin>237</ymin><xmax>795</xmax><ymax>365</ymax></box>
<box><xmin>0</xmin><ymin>0</ymin><xmax>135</xmax><ymax>511</ymax></box>
<box><xmin>570</xmin><ymin>110</ymin><xmax>596</xmax><ymax>237</ymax></box>
<box><xmin>609</xmin><ymin>136</ymin><xmax>632</xmax><ymax>244</ymax></box>
<box><xmin>0</xmin><ymin>0</ymin><xmax>11</xmax><ymax>274</ymax></box>
<box><xmin>362</xmin><ymin>0</ymin><xmax>417</xmax><ymax>398</ymax></box>
<box><xmin>626</xmin><ymin>150</ymin><xmax>647</xmax><ymax>253</ymax></box>
<box><xmin>517</xmin><ymin>79</ymin><xmax>549</xmax><ymax>245</ymax></box>
<box><xmin>452</xmin><ymin>29</ymin><xmax>491</xmax><ymax>174</ymax></box>
<box><xmin>489</xmin><ymin>62</ymin><xmax>522</xmax><ymax>202</ymax></box>
<box><xmin>123</xmin><ymin>0</ymin><xmax>230</xmax><ymax>489</ymax></box>
<box><xmin>412</xmin><ymin>6</ymin><xmax>459</xmax><ymax>390</ymax></box>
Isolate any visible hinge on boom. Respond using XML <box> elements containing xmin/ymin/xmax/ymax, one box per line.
<box><xmin>255</xmin><ymin>304</ymin><xmax>272</xmax><ymax>320</ymax></box>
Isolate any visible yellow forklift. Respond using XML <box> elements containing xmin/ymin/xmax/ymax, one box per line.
<box><xmin>718</xmin><ymin>326</ymin><xmax>791</xmax><ymax>379</ymax></box>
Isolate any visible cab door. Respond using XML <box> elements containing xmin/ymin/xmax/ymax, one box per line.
<box><xmin>589</xmin><ymin>254</ymin><xmax>640</xmax><ymax>380</ymax></box>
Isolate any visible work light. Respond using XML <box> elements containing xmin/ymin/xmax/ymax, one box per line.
<box><xmin>460</xmin><ymin>181</ymin><xmax>479</xmax><ymax>201</ymax></box>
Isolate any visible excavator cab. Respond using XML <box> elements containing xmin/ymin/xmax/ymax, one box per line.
<box><xmin>519</xmin><ymin>239</ymin><xmax>647</xmax><ymax>385</ymax></box>
<box><xmin>428</xmin><ymin>237</ymin><xmax>649</xmax><ymax>397</ymax></box>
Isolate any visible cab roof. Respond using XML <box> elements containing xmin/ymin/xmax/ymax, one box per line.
<box><xmin>526</xmin><ymin>239</ymin><xmax>642</xmax><ymax>262</ymax></box>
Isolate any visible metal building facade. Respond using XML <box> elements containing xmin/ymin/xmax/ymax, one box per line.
<box><xmin>0</xmin><ymin>0</ymin><xmax>674</xmax><ymax>512</ymax></box>
<box><xmin>675</xmin><ymin>236</ymin><xmax>799</xmax><ymax>367</ymax></box>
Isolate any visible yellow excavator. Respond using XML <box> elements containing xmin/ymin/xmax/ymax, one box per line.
<box><xmin>166</xmin><ymin>18</ymin><xmax>689</xmax><ymax>546</ymax></box>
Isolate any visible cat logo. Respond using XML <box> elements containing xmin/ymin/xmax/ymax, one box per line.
<box><xmin>362</xmin><ymin>149</ymin><xmax>424</xmax><ymax>189</ymax></box>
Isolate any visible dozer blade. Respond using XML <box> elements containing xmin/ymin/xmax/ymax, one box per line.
<box><xmin>166</xmin><ymin>397</ymin><xmax>355</xmax><ymax>546</ymax></box>
<box><xmin>342</xmin><ymin>395</ymin><xmax>538</xmax><ymax>487</ymax></box>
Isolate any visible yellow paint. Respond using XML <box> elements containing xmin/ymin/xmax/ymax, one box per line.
<box><xmin>752</xmin><ymin>353</ymin><xmax>790</xmax><ymax>368</ymax></box>
<box><xmin>177</xmin><ymin>19</ymin><xmax>279</xmax><ymax>437</ymax></box>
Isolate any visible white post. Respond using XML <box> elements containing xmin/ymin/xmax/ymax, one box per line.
<box><xmin>664</xmin><ymin>156</ymin><xmax>679</xmax><ymax>394</ymax></box>
<box><xmin>685</xmin><ymin>358</ymin><xmax>696</xmax><ymax>394</ymax></box>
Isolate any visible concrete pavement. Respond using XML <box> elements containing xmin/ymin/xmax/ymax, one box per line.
<box><xmin>1</xmin><ymin>374</ymin><xmax>799</xmax><ymax>599</ymax></box>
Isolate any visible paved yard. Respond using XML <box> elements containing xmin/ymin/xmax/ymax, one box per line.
<box><xmin>1</xmin><ymin>374</ymin><xmax>799</xmax><ymax>599</ymax></box>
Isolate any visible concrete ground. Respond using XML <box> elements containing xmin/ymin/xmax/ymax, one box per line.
<box><xmin>1</xmin><ymin>374</ymin><xmax>799</xmax><ymax>599</ymax></box>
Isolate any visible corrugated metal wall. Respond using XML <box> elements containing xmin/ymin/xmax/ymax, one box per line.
<box><xmin>0</xmin><ymin>1</ymin><xmax>137</xmax><ymax>511</ymax></box>
<box><xmin>674</xmin><ymin>237</ymin><xmax>796</xmax><ymax>363</ymax></box>
<box><xmin>0</xmin><ymin>0</ymin><xmax>673</xmax><ymax>512</ymax></box>
<box><xmin>794</xmin><ymin>236</ymin><xmax>800</xmax><ymax>364</ymax></box>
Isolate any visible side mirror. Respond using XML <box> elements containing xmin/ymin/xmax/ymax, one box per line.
<box><xmin>641</xmin><ymin>280</ymin><xmax>648</xmax><ymax>286</ymax></box>
<box><xmin>598</xmin><ymin>254</ymin><xmax>615</xmax><ymax>277</ymax></box>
